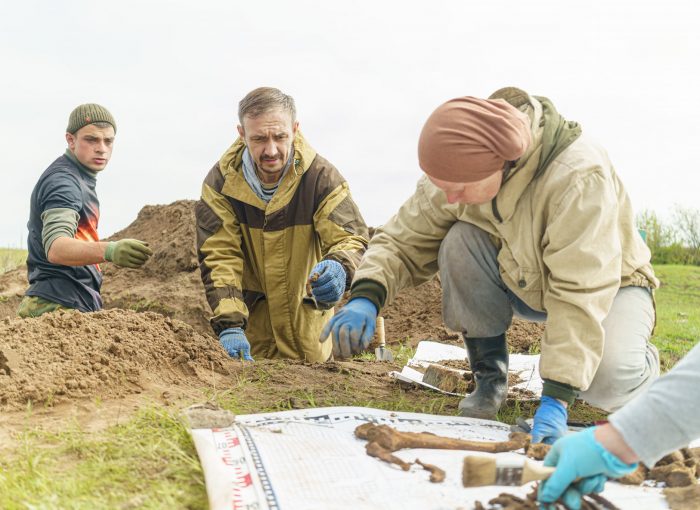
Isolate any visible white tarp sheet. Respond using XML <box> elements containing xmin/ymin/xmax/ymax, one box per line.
<box><xmin>389</xmin><ymin>340</ymin><xmax>543</xmax><ymax>397</ymax></box>
<box><xmin>190</xmin><ymin>406</ymin><xmax>669</xmax><ymax>510</ymax></box>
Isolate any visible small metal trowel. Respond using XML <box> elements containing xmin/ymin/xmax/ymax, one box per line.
<box><xmin>374</xmin><ymin>316</ymin><xmax>394</xmax><ymax>361</ymax></box>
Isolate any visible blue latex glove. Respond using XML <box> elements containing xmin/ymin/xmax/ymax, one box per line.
<box><xmin>319</xmin><ymin>297</ymin><xmax>377</xmax><ymax>358</ymax></box>
<box><xmin>531</xmin><ymin>396</ymin><xmax>569</xmax><ymax>445</ymax></box>
<box><xmin>219</xmin><ymin>327</ymin><xmax>254</xmax><ymax>361</ymax></box>
<box><xmin>538</xmin><ymin>427</ymin><xmax>638</xmax><ymax>510</ymax></box>
<box><xmin>308</xmin><ymin>260</ymin><xmax>346</xmax><ymax>305</ymax></box>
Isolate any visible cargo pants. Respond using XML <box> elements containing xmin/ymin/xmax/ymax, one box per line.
<box><xmin>17</xmin><ymin>295</ymin><xmax>70</xmax><ymax>318</ymax></box>
<box><xmin>439</xmin><ymin>221</ymin><xmax>660</xmax><ymax>412</ymax></box>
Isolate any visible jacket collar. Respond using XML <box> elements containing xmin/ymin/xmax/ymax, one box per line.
<box><xmin>218</xmin><ymin>131</ymin><xmax>317</xmax><ymax>213</ymax></box>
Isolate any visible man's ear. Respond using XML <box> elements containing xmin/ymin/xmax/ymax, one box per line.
<box><xmin>237</xmin><ymin>125</ymin><xmax>244</xmax><ymax>139</ymax></box>
<box><xmin>65</xmin><ymin>132</ymin><xmax>75</xmax><ymax>150</ymax></box>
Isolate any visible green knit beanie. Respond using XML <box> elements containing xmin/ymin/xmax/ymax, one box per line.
<box><xmin>66</xmin><ymin>103</ymin><xmax>117</xmax><ymax>134</ymax></box>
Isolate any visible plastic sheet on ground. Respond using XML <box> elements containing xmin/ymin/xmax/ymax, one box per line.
<box><xmin>389</xmin><ymin>340</ymin><xmax>543</xmax><ymax>397</ymax></box>
<box><xmin>189</xmin><ymin>406</ymin><xmax>669</xmax><ymax>510</ymax></box>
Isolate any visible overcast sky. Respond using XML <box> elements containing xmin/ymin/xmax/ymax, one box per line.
<box><xmin>1</xmin><ymin>1</ymin><xmax>698</xmax><ymax>247</ymax></box>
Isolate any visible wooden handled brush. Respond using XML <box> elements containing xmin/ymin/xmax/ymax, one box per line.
<box><xmin>462</xmin><ymin>456</ymin><xmax>556</xmax><ymax>487</ymax></box>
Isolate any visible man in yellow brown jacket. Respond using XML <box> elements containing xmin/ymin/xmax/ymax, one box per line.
<box><xmin>323</xmin><ymin>87</ymin><xmax>659</xmax><ymax>444</ymax></box>
<box><xmin>196</xmin><ymin>87</ymin><xmax>368</xmax><ymax>362</ymax></box>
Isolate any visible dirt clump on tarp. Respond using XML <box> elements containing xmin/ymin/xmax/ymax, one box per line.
<box><xmin>665</xmin><ymin>484</ymin><xmax>700</xmax><ymax>510</ymax></box>
<box><xmin>0</xmin><ymin>308</ymin><xmax>232</xmax><ymax>410</ymax></box>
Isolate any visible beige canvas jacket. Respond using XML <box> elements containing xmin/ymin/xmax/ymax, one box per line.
<box><xmin>353</xmin><ymin>89</ymin><xmax>657</xmax><ymax>391</ymax></box>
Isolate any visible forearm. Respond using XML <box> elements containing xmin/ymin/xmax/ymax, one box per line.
<box><xmin>594</xmin><ymin>424</ymin><xmax>639</xmax><ymax>464</ymax></box>
<box><xmin>352</xmin><ymin>180</ymin><xmax>454</xmax><ymax>305</ymax></box>
<box><xmin>47</xmin><ymin>236</ymin><xmax>109</xmax><ymax>266</ymax></box>
<box><xmin>608</xmin><ymin>342</ymin><xmax>700</xmax><ymax>467</ymax></box>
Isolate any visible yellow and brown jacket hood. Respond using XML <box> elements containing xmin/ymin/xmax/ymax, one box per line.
<box><xmin>196</xmin><ymin>132</ymin><xmax>368</xmax><ymax>361</ymax></box>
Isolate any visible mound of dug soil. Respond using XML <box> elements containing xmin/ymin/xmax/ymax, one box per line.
<box><xmin>379</xmin><ymin>276</ymin><xmax>544</xmax><ymax>353</ymax></box>
<box><xmin>381</xmin><ymin>277</ymin><xmax>461</xmax><ymax>345</ymax></box>
<box><xmin>0</xmin><ymin>200</ymin><xmax>544</xmax><ymax>352</ymax></box>
<box><xmin>101</xmin><ymin>200</ymin><xmax>213</xmax><ymax>336</ymax></box>
<box><xmin>0</xmin><ymin>309</ymin><xmax>232</xmax><ymax>410</ymax></box>
<box><xmin>0</xmin><ymin>201</ymin><xmax>213</xmax><ymax>337</ymax></box>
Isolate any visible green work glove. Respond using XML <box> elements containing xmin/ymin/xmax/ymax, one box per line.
<box><xmin>104</xmin><ymin>239</ymin><xmax>153</xmax><ymax>268</ymax></box>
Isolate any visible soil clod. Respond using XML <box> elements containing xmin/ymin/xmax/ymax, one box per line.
<box><xmin>422</xmin><ymin>364</ymin><xmax>474</xmax><ymax>394</ymax></box>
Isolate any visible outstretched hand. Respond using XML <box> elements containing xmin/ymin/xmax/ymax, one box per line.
<box><xmin>319</xmin><ymin>297</ymin><xmax>377</xmax><ymax>358</ymax></box>
<box><xmin>105</xmin><ymin>238</ymin><xmax>152</xmax><ymax>268</ymax></box>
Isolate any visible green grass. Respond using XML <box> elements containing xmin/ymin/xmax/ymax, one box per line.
<box><xmin>1</xmin><ymin>408</ymin><xmax>207</xmax><ymax>509</ymax></box>
<box><xmin>2</xmin><ymin>264</ymin><xmax>699</xmax><ymax>508</ymax></box>
<box><xmin>0</xmin><ymin>248</ymin><xmax>26</xmax><ymax>274</ymax></box>
<box><xmin>651</xmin><ymin>265</ymin><xmax>700</xmax><ymax>369</ymax></box>
<box><xmin>126</xmin><ymin>298</ymin><xmax>176</xmax><ymax>317</ymax></box>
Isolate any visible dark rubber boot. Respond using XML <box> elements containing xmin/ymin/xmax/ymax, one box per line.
<box><xmin>458</xmin><ymin>334</ymin><xmax>509</xmax><ymax>420</ymax></box>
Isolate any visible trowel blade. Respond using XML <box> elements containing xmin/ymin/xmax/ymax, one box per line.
<box><xmin>375</xmin><ymin>345</ymin><xmax>394</xmax><ymax>362</ymax></box>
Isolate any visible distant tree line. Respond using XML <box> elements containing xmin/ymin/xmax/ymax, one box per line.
<box><xmin>636</xmin><ymin>206</ymin><xmax>700</xmax><ymax>265</ymax></box>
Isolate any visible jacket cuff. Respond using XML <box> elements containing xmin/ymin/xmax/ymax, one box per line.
<box><xmin>210</xmin><ymin>315</ymin><xmax>247</xmax><ymax>336</ymax></box>
<box><xmin>542</xmin><ymin>379</ymin><xmax>578</xmax><ymax>407</ymax></box>
<box><xmin>350</xmin><ymin>279</ymin><xmax>387</xmax><ymax>313</ymax></box>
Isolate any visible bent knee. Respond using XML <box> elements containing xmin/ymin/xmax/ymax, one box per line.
<box><xmin>581</xmin><ymin>349</ymin><xmax>660</xmax><ymax>411</ymax></box>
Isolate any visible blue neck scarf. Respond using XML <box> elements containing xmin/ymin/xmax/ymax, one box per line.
<box><xmin>241</xmin><ymin>147</ymin><xmax>294</xmax><ymax>203</ymax></box>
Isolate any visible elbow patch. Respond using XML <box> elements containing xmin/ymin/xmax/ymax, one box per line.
<box><xmin>328</xmin><ymin>195</ymin><xmax>369</xmax><ymax>238</ymax></box>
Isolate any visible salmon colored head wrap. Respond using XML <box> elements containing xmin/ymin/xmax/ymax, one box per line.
<box><xmin>418</xmin><ymin>97</ymin><xmax>532</xmax><ymax>183</ymax></box>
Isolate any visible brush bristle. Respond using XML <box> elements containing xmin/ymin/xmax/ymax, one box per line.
<box><xmin>462</xmin><ymin>456</ymin><xmax>497</xmax><ymax>488</ymax></box>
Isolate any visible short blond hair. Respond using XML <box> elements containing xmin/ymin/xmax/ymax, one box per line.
<box><xmin>238</xmin><ymin>87</ymin><xmax>296</xmax><ymax>125</ymax></box>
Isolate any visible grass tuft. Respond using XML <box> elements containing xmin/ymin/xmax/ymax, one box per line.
<box><xmin>0</xmin><ymin>248</ymin><xmax>26</xmax><ymax>274</ymax></box>
<box><xmin>1</xmin><ymin>407</ymin><xmax>208</xmax><ymax>509</ymax></box>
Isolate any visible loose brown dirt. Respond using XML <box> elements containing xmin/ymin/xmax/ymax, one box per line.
<box><xmin>101</xmin><ymin>200</ymin><xmax>213</xmax><ymax>337</ymax></box>
<box><xmin>0</xmin><ymin>308</ymin><xmax>231</xmax><ymax>411</ymax></box>
<box><xmin>0</xmin><ymin>201</ymin><xmax>545</xmax><ymax>446</ymax></box>
<box><xmin>0</xmin><ymin>200</ymin><xmax>544</xmax><ymax>350</ymax></box>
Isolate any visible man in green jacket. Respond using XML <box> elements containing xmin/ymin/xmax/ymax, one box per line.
<box><xmin>196</xmin><ymin>87</ymin><xmax>368</xmax><ymax>362</ymax></box>
<box><xmin>322</xmin><ymin>87</ymin><xmax>659</xmax><ymax>445</ymax></box>
<box><xmin>19</xmin><ymin>104</ymin><xmax>152</xmax><ymax>318</ymax></box>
